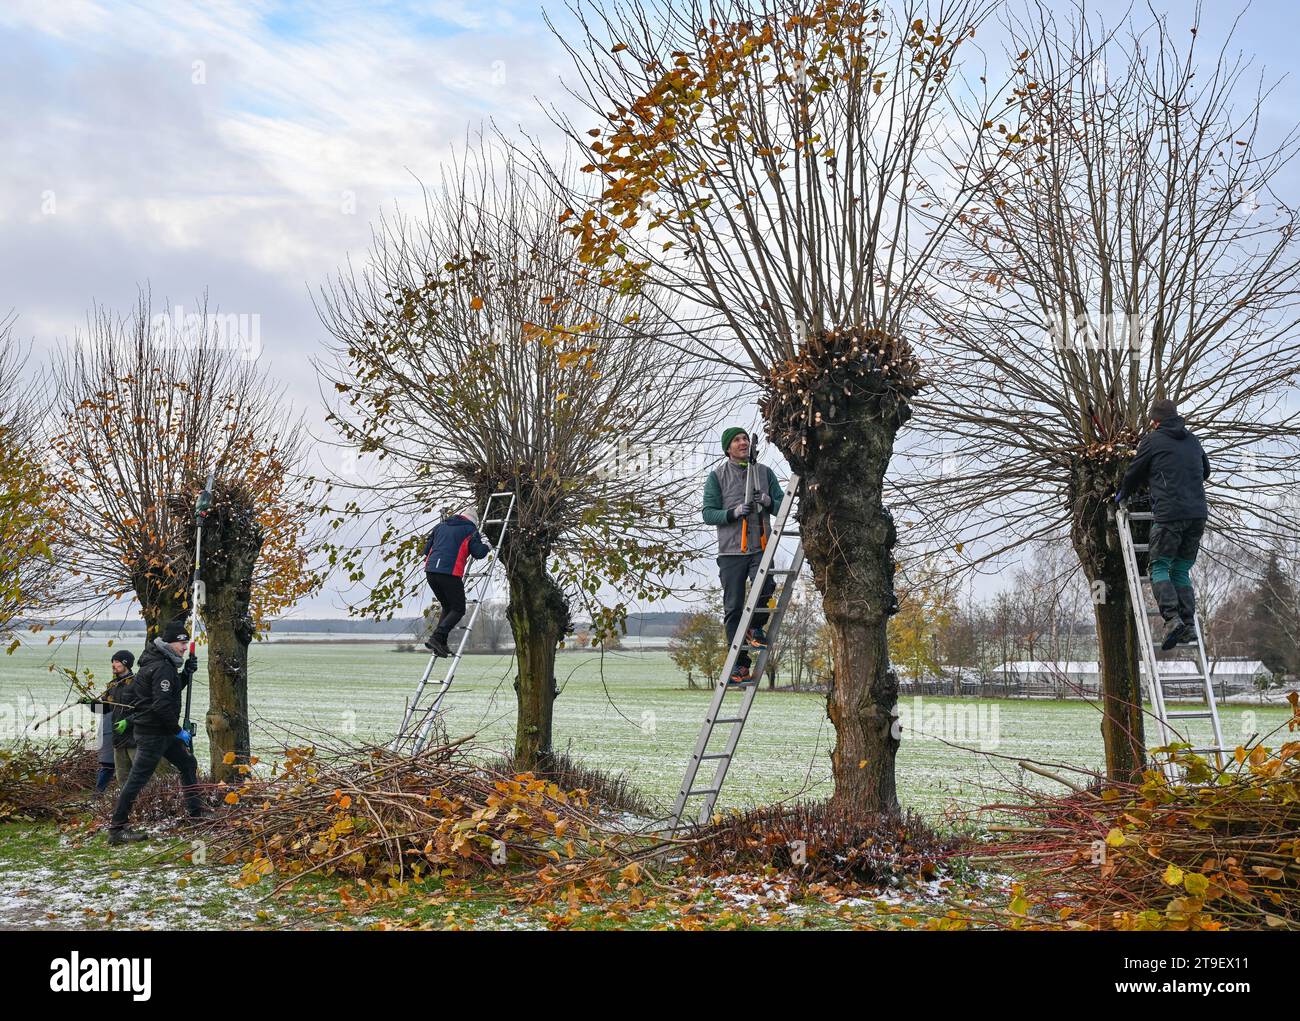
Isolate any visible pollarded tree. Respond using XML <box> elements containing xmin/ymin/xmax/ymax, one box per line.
<box><xmin>908</xmin><ymin>8</ymin><xmax>1300</xmax><ymax>778</ymax></box>
<box><xmin>317</xmin><ymin>143</ymin><xmax>712</xmax><ymax>768</ymax></box>
<box><xmin>50</xmin><ymin>294</ymin><xmax>319</xmax><ymax>781</ymax></box>
<box><xmin>545</xmin><ymin>0</ymin><xmax>1008</xmax><ymax>813</ymax></box>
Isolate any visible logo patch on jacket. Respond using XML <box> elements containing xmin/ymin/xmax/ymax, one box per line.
<box><xmin>160</xmin><ymin>679</ymin><xmax>171</xmax><ymax>693</ymax></box>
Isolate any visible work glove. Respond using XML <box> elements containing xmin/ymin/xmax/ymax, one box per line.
<box><xmin>755</xmin><ymin>493</ymin><xmax>772</xmax><ymax>509</ymax></box>
<box><xmin>182</xmin><ymin>654</ymin><xmax>198</xmax><ymax>677</ymax></box>
<box><xmin>178</xmin><ymin>729</ymin><xmax>193</xmax><ymax>747</ymax></box>
<box><xmin>730</xmin><ymin>502</ymin><xmax>753</xmax><ymax>520</ymax></box>
<box><xmin>1113</xmin><ymin>492</ymin><xmax>1123</xmax><ymax>505</ymax></box>
<box><xmin>114</xmin><ymin>720</ymin><xmax>128</xmax><ymax>735</ymax></box>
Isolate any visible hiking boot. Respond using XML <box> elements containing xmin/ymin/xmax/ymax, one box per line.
<box><xmin>107</xmin><ymin>827</ymin><xmax>148</xmax><ymax>846</ymax></box>
<box><xmin>726</xmin><ymin>665</ymin><xmax>755</xmax><ymax>688</ymax></box>
<box><xmin>1160</xmin><ymin>618</ymin><xmax>1191</xmax><ymax>651</ymax></box>
<box><xmin>746</xmin><ymin>627</ymin><xmax>768</xmax><ymax>649</ymax></box>
<box><xmin>425</xmin><ymin>636</ymin><xmax>450</xmax><ymax>657</ymax></box>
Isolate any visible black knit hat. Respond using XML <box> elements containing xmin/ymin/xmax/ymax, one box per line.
<box><xmin>160</xmin><ymin>620</ymin><xmax>191</xmax><ymax>643</ymax></box>
<box><xmin>1151</xmin><ymin>398</ymin><xmax>1177</xmax><ymax>422</ymax></box>
<box><xmin>111</xmin><ymin>649</ymin><xmax>135</xmax><ymax>668</ymax></box>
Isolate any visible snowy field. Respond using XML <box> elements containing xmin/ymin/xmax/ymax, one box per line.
<box><xmin>4</xmin><ymin>642</ymin><xmax>1293</xmax><ymax>820</ymax></box>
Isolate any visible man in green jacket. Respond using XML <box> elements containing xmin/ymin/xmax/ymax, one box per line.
<box><xmin>702</xmin><ymin>427</ymin><xmax>785</xmax><ymax>685</ymax></box>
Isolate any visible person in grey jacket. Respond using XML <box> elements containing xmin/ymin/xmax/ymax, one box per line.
<box><xmin>702</xmin><ymin>427</ymin><xmax>785</xmax><ymax>685</ymax></box>
<box><xmin>1116</xmin><ymin>398</ymin><xmax>1212</xmax><ymax>649</ymax></box>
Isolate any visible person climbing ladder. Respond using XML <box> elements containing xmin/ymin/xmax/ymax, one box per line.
<box><xmin>1115</xmin><ymin>398</ymin><xmax>1212</xmax><ymax>650</ymax></box>
<box><xmin>422</xmin><ymin>506</ymin><xmax>491</xmax><ymax>657</ymax></box>
<box><xmin>702</xmin><ymin>427</ymin><xmax>785</xmax><ymax>685</ymax></box>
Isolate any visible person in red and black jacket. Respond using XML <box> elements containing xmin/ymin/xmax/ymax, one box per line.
<box><xmin>422</xmin><ymin>506</ymin><xmax>491</xmax><ymax>657</ymax></box>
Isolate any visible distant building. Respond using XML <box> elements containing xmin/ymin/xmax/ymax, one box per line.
<box><xmin>990</xmin><ymin>659</ymin><xmax>1274</xmax><ymax>698</ymax></box>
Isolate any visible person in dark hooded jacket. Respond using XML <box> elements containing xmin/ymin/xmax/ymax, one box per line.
<box><xmin>1116</xmin><ymin>398</ymin><xmax>1212</xmax><ymax>649</ymax></box>
<box><xmin>422</xmin><ymin>506</ymin><xmax>491</xmax><ymax>657</ymax></box>
<box><xmin>107</xmin><ymin>620</ymin><xmax>210</xmax><ymax>845</ymax></box>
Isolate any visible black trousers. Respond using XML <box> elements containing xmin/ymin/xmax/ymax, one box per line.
<box><xmin>427</xmin><ymin>571</ymin><xmax>467</xmax><ymax>641</ymax></box>
<box><xmin>718</xmin><ymin>553</ymin><xmax>776</xmax><ymax>667</ymax></box>
<box><xmin>110</xmin><ymin>731</ymin><xmax>202</xmax><ymax>829</ymax></box>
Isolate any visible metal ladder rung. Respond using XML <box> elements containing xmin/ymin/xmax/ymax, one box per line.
<box><xmin>483</xmin><ymin>518</ymin><xmax>505</xmax><ymax>525</ymax></box>
<box><xmin>1167</xmin><ymin>710</ymin><xmax>1213</xmax><ymax>719</ymax></box>
<box><xmin>698</xmin><ymin>752</ymin><xmax>730</xmax><ymax>761</ymax></box>
<box><xmin>1189</xmin><ymin>747</ymin><xmax>1231</xmax><ymax>756</ymax></box>
<box><xmin>1127</xmin><ymin>511</ymin><xmax>1155</xmax><ymax>521</ymax></box>
<box><xmin>710</xmin><ymin>716</ymin><xmax>746</xmax><ymax>725</ymax></box>
<box><xmin>1132</xmin><ymin>543</ymin><xmax>1149</xmax><ymax>552</ymax></box>
<box><xmin>684</xmin><ymin>788</ymin><xmax>720</xmax><ymax>798</ymax></box>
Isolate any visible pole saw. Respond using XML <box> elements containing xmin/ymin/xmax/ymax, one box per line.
<box><xmin>181</xmin><ymin>472</ymin><xmax>215</xmax><ymax>741</ymax></box>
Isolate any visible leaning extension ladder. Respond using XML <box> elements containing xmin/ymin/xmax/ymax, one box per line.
<box><xmin>1116</xmin><ymin>506</ymin><xmax>1229</xmax><ymax>776</ymax></box>
<box><xmin>391</xmin><ymin>491</ymin><xmax>515</xmax><ymax>755</ymax></box>
<box><xmin>666</xmin><ymin>475</ymin><xmax>804</xmax><ymax>832</ymax></box>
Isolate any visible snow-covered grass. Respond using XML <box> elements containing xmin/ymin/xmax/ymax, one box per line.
<box><xmin>5</xmin><ymin>642</ymin><xmax>1294</xmax><ymax>821</ymax></box>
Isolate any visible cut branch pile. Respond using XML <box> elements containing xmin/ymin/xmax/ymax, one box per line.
<box><xmin>682</xmin><ymin>800</ymin><xmax>964</xmax><ymax>889</ymax></box>
<box><xmin>976</xmin><ymin>739</ymin><xmax>1300</xmax><ymax>930</ymax></box>
<box><xmin>202</xmin><ymin>740</ymin><xmax>658</xmax><ymax>897</ymax></box>
<box><xmin>0</xmin><ymin>741</ymin><xmax>98</xmax><ymax>821</ymax></box>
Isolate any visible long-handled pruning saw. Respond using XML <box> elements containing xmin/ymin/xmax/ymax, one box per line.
<box><xmin>181</xmin><ymin>472</ymin><xmax>215</xmax><ymax>740</ymax></box>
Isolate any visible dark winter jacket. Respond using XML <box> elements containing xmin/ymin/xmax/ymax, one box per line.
<box><xmin>91</xmin><ymin>672</ymin><xmax>137</xmax><ymax>755</ymax></box>
<box><xmin>423</xmin><ymin>515</ymin><xmax>490</xmax><ymax>577</ymax></box>
<box><xmin>105</xmin><ymin>672</ymin><xmax>137</xmax><ymax>749</ymax></box>
<box><xmin>1117</xmin><ymin>415</ymin><xmax>1211</xmax><ymax>522</ymax></box>
<box><xmin>129</xmin><ymin>641</ymin><xmax>193</xmax><ymax>736</ymax></box>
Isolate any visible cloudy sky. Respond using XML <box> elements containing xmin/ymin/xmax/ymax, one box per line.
<box><xmin>3</xmin><ymin>0</ymin><xmax>1298</xmax><ymax>620</ymax></box>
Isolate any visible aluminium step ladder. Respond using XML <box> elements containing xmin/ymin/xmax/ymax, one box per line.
<box><xmin>391</xmin><ymin>491</ymin><xmax>515</xmax><ymax>755</ymax></box>
<box><xmin>666</xmin><ymin>474</ymin><xmax>804</xmax><ymax>832</ymax></box>
<box><xmin>1116</xmin><ymin>505</ymin><xmax>1229</xmax><ymax>776</ymax></box>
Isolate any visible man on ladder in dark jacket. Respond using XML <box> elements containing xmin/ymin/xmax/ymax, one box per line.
<box><xmin>1116</xmin><ymin>398</ymin><xmax>1212</xmax><ymax>650</ymax></box>
<box><xmin>422</xmin><ymin>506</ymin><xmax>491</xmax><ymax>657</ymax></box>
<box><xmin>702</xmin><ymin>428</ymin><xmax>785</xmax><ymax>686</ymax></box>
<box><xmin>107</xmin><ymin>620</ymin><xmax>211</xmax><ymax>845</ymax></box>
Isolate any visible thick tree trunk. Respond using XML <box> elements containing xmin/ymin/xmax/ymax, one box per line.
<box><xmin>1069</xmin><ymin>459</ymin><xmax>1146</xmax><ymax>781</ymax></box>
<box><xmin>135</xmin><ymin>577</ymin><xmax>186</xmax><ymax>644</ymax></box>
<box><xmin>505</xmin><ymin>546</ymin><xmax>568</xmax><ymax>770</ymax></box>
<box><xmin>762</xmin><ymin>328</ymin><xmax>915</xmax><ymax>818</ymax></box>
<box><xmin>205</xmin><ymin>601</ymin><xmax>255</xmax><ymax>784</ymax></box>
<box><xmin>195</xmin><ymin>487</ymin><xmax>263</xmax><ymax>784</ymax></box>
<box><xmin>801</xmin><ymin>455</ymin><xmax>902</xmax><ymax>816</ymax></box>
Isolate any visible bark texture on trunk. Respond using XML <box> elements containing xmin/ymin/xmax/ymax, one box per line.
<box><xmin>762</xmin><ymin>327</ymin><xmax>916</xmax><ymax>817</ymax></box>
<box><xmin>135</xmin><ymin>575</ymin><xmax>185</xmax><ymax>644</ymax></box>
<box><xmin>800</xmin><ymin>436</ymin><xmax>902</xmax><ymax>816</ymax></box>
<box><xmin>505</xmin><ymin>544</ymin><xmax>569</xmax><ymax>770</ymax></box>
<box><xmin>1069</xmin><ymin>457</ymin><xmax>1146</xmax><ymax>781</ymax></box>
<box><xmin>196</xmin><ymin>486</ymin><xmax>263</xmax><ymax>784</ymax></box>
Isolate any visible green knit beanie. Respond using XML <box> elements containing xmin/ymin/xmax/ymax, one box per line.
<box><xmin>721</xmin><ymin>427</ymin><xmax>748</xmax><ymax>453</ymax></box>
